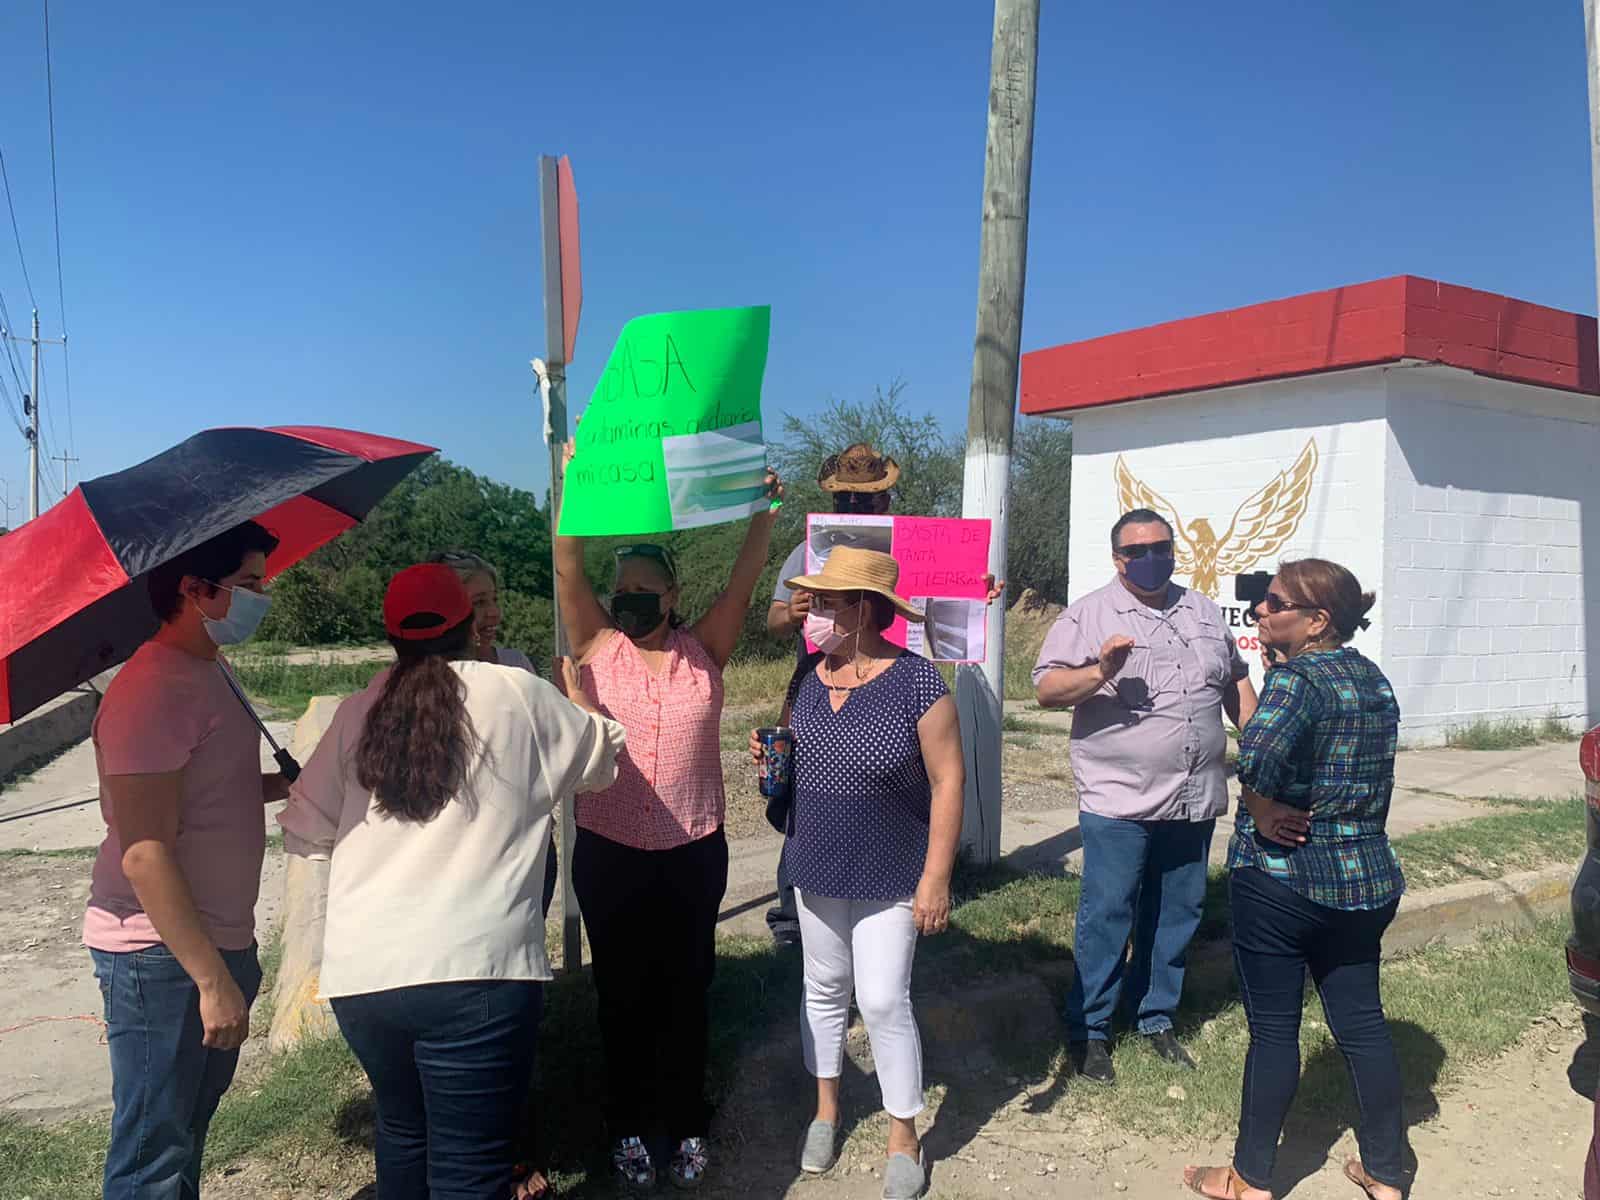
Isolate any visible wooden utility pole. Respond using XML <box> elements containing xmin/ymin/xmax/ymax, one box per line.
<box><xmin>956</xmin><ymin>0</ymin><xmax>1040</xmax><ymax>863</ymax></box>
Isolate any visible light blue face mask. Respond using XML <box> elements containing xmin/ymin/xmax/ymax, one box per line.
<box><xmin>198</xmin><ymin>583</ymin><xmax>272</xmax><ymax>647</ymax></box>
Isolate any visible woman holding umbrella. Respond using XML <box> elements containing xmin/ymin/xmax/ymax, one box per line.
<box><xmin>85</xmin><ymin>519</ymin><xmax>288</xmax><ymax>1199</ymax></box>
<box><xmin>1</xmin><ymin>424</ymin><xmax>437</xmax><ymax>1199</ymax></box>
<box><xmin>554</xmin><ymin>445</ymin><xmax>782</xmax><ymax>1193</ymax></box>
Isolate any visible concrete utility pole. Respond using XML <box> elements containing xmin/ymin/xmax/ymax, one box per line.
<box><xmin>6</xmin><ymin>309</ymin><xmax>64</xmax><ymax>520</ymax></box>
<box><xmin>957</xmin><ymin>0</ymin><xmax>1040</xmax><ymax>863</ymax></box>
<box><xmin>52</xmin><ymin>450</ymin><xmax>77</xmax><ymax>494</ymax></box>
<box><xmin>1586</xmin><ymin>0</ymin><xmax>1600</xmax><ymax>345</ymax></box>
<box><xmin>27</xmin><ymin>311</ymin><xmax>40</xmax><ymax>519</ymax></box>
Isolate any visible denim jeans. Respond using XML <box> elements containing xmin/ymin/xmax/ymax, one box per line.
<box><xmin>1229</xmin><ymin>866</ymin><xmax>1403</xmax><ymax>1191</ymax></box>
<box><xmin>1066</xmin><ymin>811</ymin><xmax>1213</xmax><ymax>1042</ymax></box>
<box><xmin>331</xmin><ymin>980</ymin><xmax>544</xmax><ymax>1200</ymax></box>
<box><xmin>90</xmin><ymin>941</ymin><xmax>263</xmax><ymax>1200</ymax></box>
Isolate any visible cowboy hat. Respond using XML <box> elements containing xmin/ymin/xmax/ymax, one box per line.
<box><xmin>785</xmin><ymin>546</ymin><xmax>923</xmax><ymax>622</ymax></box>
<box><xmin>817</xmin><ymin>443</ymin><xmax>900</xmax><ymax>494</ymax></box>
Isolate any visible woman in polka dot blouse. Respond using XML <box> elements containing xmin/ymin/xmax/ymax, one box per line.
<box><xmin>749</xmin><ymin>547</ymin><xmax>964</xmax><ymax>1200</ymax></box>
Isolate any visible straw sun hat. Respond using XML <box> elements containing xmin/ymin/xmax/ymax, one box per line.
<box><xmin>785</xmin><ymin>546</ymin><xmax>923</xmax><ymax>623</ymax></box>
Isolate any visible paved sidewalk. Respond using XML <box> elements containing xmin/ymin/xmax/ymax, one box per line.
<box><xmin>713</xmin><ymin>739</ymin><xmax>1586</xmax><ymax>939</ymax></box>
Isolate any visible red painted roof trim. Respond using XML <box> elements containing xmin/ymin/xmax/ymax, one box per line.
<box><xmin>1020</xmin><ymin>275</ymin><xmax>1600</xmax><ymax>415</ymax></box>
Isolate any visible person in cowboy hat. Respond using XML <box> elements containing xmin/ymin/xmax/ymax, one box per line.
<box><xmin>764</xmin><ymin>443</ymin><xmax>1001</xmax><ymax>945</ymax></box>
<box><xmin>749</xmin><ymin>546</ymin><xmax>963</xmax><ymax>1199</ymax></box>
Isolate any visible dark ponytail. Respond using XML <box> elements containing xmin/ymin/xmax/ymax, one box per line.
<box><xmin>356</xmin><ymin>616</ymin><xmax>478</xmax><ymax>822</ymax></box>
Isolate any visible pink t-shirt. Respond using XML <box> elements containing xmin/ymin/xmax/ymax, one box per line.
<box><xmin>83</xmin><ymin>641</ymin><xmax>265</xmax><ymax>953</ymax></box>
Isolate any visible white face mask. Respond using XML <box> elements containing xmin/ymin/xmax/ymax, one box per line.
<box><xmin>804</xmin><ymin>603</ymin><xmax>856</xmax><ymax>654</ymax></box>
<box><xmin>197</xmin><ymin>583</ymin><xmax>272</xmax><ymax>647</ymax></box>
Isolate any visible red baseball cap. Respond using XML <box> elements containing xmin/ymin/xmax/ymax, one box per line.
<box><xmin>384</xmin><ymin>564</ymin><xmax>473</xmax><ymax>641</ymax></box>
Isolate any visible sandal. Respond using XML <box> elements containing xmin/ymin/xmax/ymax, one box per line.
<box><xmin>1182</xmin><ymin>1164</ymin><xmax>1257</xmax><ymax>1199</ymax></box>
<box><xmin>1343</xmin><ymin>1158</ymin><xmax>1400</xmax><ymax>1199</ymax></box>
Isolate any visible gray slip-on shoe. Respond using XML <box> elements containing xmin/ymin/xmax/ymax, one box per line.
<box><xmin>799</xmin><ymin>1119</ymin><xmax>838</xmax><ymax>1174</ymax></box>
<box><xmin>882</xmin><ymin>1146</ymin><xmax>928</xmax><ymax>1200</ymax></box>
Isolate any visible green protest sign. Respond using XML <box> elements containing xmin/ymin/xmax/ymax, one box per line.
<box><xmin>558</xmin><ymin>305</ymin><xmax>772</xmax><ymax>537</ymax></box>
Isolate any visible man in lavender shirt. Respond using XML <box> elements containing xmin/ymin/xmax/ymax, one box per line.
<box><xmin>1033</xmin><ymin>508</ymin><xmax>1256</xmax><ymax>1086</ymax></box>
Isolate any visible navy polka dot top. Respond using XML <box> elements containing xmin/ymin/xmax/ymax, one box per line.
<box><xmin>780</xmin><ymin>653</ymin><xmax>949</xmax><ymax>902</ymax></box>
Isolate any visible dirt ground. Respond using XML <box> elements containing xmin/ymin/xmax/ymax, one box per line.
<box><xmin>203</xmin><ymin>1000</ymin><xmax>1595</xmax><ymax>1200</ymax></box>
<box><xmin>0</xmin><ymin>851</ymin><xmax>283</xmax><ymax>1118</ymax></box>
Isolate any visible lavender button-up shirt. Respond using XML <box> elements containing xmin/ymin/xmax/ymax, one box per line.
<box><xmin>1032</xmin><ymin>577</ymin><xmax>1248</xmax><ymax>823</ymax></box>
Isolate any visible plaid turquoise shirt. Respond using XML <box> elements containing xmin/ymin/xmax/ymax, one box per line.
<box><xmin>1227</xmin><ymin>647</ymin><xmax>1405</xmax><ymax>911</ymax></box>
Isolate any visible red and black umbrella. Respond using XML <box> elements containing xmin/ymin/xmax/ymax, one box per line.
<box><xmin>0</xmin><ymin>425</ymin><xmax>435</xmax><ymax>726</ymax></box>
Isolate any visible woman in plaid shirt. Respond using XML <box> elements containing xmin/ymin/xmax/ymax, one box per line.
<box><xmin>1185</xmin><ymin>559</ymin><xmax>1403</xmax><ymax>1200</ymax></box>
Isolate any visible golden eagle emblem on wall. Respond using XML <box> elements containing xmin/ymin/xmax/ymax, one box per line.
<box><xmin>1114</xmin><ymin>439</ymin><xmax>1320</xmax><ymax>598</ymax></box>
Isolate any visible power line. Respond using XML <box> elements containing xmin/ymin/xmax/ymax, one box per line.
<box><xmin>0</xmin><ymin>147</ymin><xmax>36</xmax><ymax>310</ymax></box>
<box><xmin>43</xmin><ymin>0</ymin><xmax>72</xmax><ymax>456</ymax></box>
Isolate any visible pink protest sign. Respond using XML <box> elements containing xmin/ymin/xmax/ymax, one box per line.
<box><xmin>802</xmin><ymin>514</ymin><xmax>993</xmax><ymax>662</ymax></box>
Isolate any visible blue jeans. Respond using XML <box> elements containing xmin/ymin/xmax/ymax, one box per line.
<box><xmin>1067</xmin><ymin>812</ymin><xmax>1213</xmax><ymax>1041</ymax></box>
<box><xmin>1230</xmin><ymin>867</ymin><xmax>1402</xmax><ymax>1191</ymax></box>
<box><xmin>331</xmin><ymin>980</ymin><xmax>544</xmax><ymax>1200</ymax></box>
<box><xmin>90</xmin><ymin>941</ymin><xmax>263</xmax><ymax>1200</ymax></box>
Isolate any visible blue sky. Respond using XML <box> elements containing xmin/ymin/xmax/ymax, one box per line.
<box><xmin>0</xmin><ymin>1</ymin><xmax>1591</xmax><ymax>514</ymax></box>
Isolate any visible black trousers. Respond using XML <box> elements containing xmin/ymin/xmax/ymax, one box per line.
<box><xmin>572</xmin><ymin>825</ymin><xmax>729</xmax><ymax>1143</ymax></box>
<box><xmin>1229</xmin><ymin>867</ymin><xmax>1403</xmax><ymax>1190</ymax></box>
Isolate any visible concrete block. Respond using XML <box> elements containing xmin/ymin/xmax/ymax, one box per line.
<box><xmin>267</xmin><ymin>695</ymin><xmax>346</xmax><ymax>1054</ymax></box>
<box><xmin>0</xmin><ymin>688</ymin><xmax>99</xmax><ymax>780</ymax></box>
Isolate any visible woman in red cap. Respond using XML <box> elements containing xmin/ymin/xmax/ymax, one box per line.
<box><xmin>553</xmin><ymin>445</ymin><xmax>783</xmax><ymax>1194</ymax></box>
<box><xmin>278</xmin><ymin>563</ymin><xmax>625</xmax><ymax>1200</ymax></box>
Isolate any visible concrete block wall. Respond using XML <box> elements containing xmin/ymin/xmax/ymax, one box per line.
<box><xmin>1066</xmin><ymin>368</ymin><xmax>1390</xmax><ymax>697</ymax></box>
<box><xmin>1382</xmin><ymin>366</ymin><xmax>1596</xmax><ymax>739</ymax></box>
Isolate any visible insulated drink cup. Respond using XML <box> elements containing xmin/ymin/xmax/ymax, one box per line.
<box><xmin>757</xmin><ymin>726</ymin><xmax>794</xmax><ymax>799</ymax></box>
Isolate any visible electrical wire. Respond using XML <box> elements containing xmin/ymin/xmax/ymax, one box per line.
<box><xmin>43</xmin><ymin>0</ymin><xmax>72</xmax><ymax>456</ymax></box>
<box><xmin>0</xmin><ymin>146</ymin><xmax>36</xmax><ymax>310</ymax></box>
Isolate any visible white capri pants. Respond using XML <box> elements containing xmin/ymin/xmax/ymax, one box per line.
<box><xmin>795</xmin><ymin>890</ymin><xmax>925</xmax><ymax>1119</ymax></box>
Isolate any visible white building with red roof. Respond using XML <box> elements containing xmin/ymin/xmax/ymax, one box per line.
<box><xmin>1020</xmin><ymin>275</ymin><xmax>1598</xmax><ymax>742</ymax></box>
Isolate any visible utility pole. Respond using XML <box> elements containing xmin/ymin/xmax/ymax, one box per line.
<box><xmin>956</xmin><ymin>0</ymin><xmax>1040</xmax><ymax>864</ymax></box>
<box><xmin>538</xmin><ymin>153</ymin><xmax>583</xmax><ymax>971</ymax></box>
<box><xmin>5</xmin><ymin>310</ymin><xmax>64</xmax><ymax>520</ymax></box>
<box><xmin>1586</xmin><ymin>0</ymin><xmax>1600</xmax><ymax>347</ymax></box>
<box><xmin>52</xmin><ymin>450</ymin><xmax>78</xmax><ymax>493</ymax></box>
<box><xmin>0</xmin><ymin>477</ymin><xmax>15</xmax><ymax>529</ymax></box>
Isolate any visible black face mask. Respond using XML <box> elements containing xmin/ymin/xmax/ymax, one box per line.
<box><xmin>612</xmin><ymin>592</ymin><xmax>667</xmax><ymax>639</ymax></box>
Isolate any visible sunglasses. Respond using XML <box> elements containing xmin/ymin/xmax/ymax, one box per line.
<box><xmin>1261</xmin><ymin>590</ymin><xmax>1317</xmax><ymax>615</ymax></box>
<box><xmin>613</xmin><ymin>543</ymin><xmax>678</xmax><ymax>581</ymax></box>
<box><xmin>1115</xmin><ymin>540</ymin><xmax>1174</xmax><ymax>561</ymax></box>
<box><xmin>833</xmin><ymin>492</ymin><xmax>887</xmax><ymax>513</ymax></box>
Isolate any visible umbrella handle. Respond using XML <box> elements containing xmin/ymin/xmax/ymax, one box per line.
<box><xmin>273</xmin><ymin>747</ymin><xmax>302</xmax><ymax>784</ymax></box>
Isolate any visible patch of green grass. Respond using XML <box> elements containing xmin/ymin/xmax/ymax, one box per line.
<box><xmin>229</xmin><ymin>657</ymin><xmax>383</xmax><ymax>719</ymax></box>
<box><xmin>721</xmin><ymin>655</ymin><xmax>798</xmax><ymax>710</ymax></box>
<box><xmin>720</xmin><ymin>705</ymin><xmax>782</xmax><ymax>751</ymax></box>
<box><xmin>0</xmin><ymin>844</ymin><xmax>98</xmax><ymax>860</ymax></box>
<box><xmin>1002</xmin><ymin>714</ymin><xmax>1067</xmax><ymax>736</ymax></box>
<box><xmin>1444</xmin><ymin>713</ymin><xmax>1580</xmax><ymax>751</ymax></box>
<box><xmin>1388</xmin><ymin>798</ymin><xmax>1583</xmax><ymax>889</ymax></box>
<box><xmin>1082</xmin><ymin>917</ymin><xmax>1571</xmax><ymax>1138</ymax></box>
<box><xmin>0</xmin><ymin>1112</ymin><xmax>106</xmax><ymax>1199</ymax></box>
<box><xmin>250</xmin><ymin>927</ymin><xmax>287</xmax><ymax>1035</ymax></box>
<box><xmin>0</xmin><ymin>737</ymin><xmax>84</xmax><ymax>791</ymax></box>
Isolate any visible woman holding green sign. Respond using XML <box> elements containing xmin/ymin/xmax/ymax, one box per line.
<box><xmin>555</xmin><ymin>441</ymin><xmax>783</xmax><ymax>1194</ymax></box>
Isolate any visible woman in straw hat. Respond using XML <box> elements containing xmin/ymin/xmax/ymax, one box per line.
<box><xmin>750</xmin><ymin>546</ymin><xmax>964</xmax><ymax>1200</ymax></box>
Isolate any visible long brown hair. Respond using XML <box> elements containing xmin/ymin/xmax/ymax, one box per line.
<box><xmin>356</xmin><ymin>616</ymin><xmax>478</xmax><ymax>822</ymax></box>
<box><xmin>1277</xmin><ymin>558</ymin><xmax>1376</xmax><ymax>646</ymax></box>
